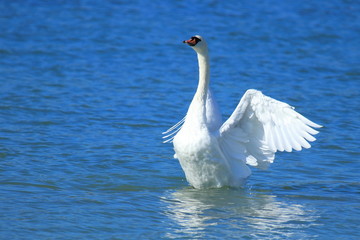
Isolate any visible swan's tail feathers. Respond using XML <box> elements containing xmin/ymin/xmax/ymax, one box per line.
<box><xmin>162</xmin><ymin>116</ymin><xmax>186</xmax><ymax>143</ymax></box>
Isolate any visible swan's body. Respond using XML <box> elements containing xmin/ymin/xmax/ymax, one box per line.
<box><xmin>163</xmin><ymin>35</ymin><xmax>321</xmax><ymax>189</ymax></box>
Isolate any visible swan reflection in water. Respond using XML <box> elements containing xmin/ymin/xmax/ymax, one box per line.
<box><xmin>161</xmin><ymin>187</ymin><xmax>319</xmax><ymax>239</ymax></box>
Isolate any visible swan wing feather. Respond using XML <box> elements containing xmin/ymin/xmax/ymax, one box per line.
<box><xmin>162</xmin><ymin>116</ymin><xmax>186</xmax><ymax>143</ymax></box>
<box><xmin>219</xmin><ymin>89</ymin><xmax>321</xmax><ymax>169</ymax></box>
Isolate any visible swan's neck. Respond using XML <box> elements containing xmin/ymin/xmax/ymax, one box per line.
<box><xmin>195</xmin><ymin>51</ymin><xmax>210</xmax><ymax>103</ymax></box>
<box><xmin>184</xmin><ymin>50</ymin><xmax>210</xmax><ymax>129</ymax></box>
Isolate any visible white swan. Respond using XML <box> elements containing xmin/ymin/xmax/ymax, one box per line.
<box><xmin>163</xmin><ymin>35</ymin><xmax>321</xmax><ymax>189</ymax></box>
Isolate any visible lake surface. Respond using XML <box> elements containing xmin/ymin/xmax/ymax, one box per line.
<box><xmin>1</xmin><ymin>0</ymin><xmax>359</xmax><ymax>239</ymax></box>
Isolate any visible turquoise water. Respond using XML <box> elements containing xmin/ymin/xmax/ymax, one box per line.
<box><xmin>1</xmin><ymin>0</ymin><xmax>359</xmax><ymax>239</ymax></box>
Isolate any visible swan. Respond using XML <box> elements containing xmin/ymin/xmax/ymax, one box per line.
<box><xmin>163</xmin><ymin>35</ymin><xmax>321</xmax><ymax>189</ymax></box>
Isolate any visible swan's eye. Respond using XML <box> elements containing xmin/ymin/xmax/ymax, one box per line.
<box><xmin>191</xmin><ymin>36</ymin><xmax>201</xmax><ymax>43</ymax></box>
<box><xmin>183</xmin><ymin>36</ymin><xmax>202</xmax><ymax>46</ymax></box>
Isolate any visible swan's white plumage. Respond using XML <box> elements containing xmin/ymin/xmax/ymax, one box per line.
<box><xmin>163</xmin><ymin>35</ymin><xmax>321</xmax><ymax>188</ymax></box>
<box><xmin>219</xmin><ymin>89</ymin><xmax>321</xmax><ymax>169</ymax></box>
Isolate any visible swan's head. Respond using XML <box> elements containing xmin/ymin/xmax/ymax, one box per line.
<box><xmin>183</xmin><ymin>35</ymin><xmax>208</xmax><ymax>55</ymax></box>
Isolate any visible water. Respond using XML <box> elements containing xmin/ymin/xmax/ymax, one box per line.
<box><xmin>0</xmin><ymin>0</ymin><xmax>359</xmax><ymax>239</ymax></box>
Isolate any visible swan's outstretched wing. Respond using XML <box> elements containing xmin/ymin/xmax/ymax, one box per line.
<box><xmin>219</xmin><ymin>89</ymin><xmax>321</xmax><ymax>169</ymax></box>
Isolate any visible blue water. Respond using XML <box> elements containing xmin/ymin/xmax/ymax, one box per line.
<box><xmin>1</xmin><ymin>0</ymin><xmax>359</xmax><ymax>239</ymax></box>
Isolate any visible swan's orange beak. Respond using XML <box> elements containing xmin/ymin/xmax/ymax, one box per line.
<box><xmin>183</xmin><ymin>38</ymin><xmax>197</xmax><ymax>46</ymax></box>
